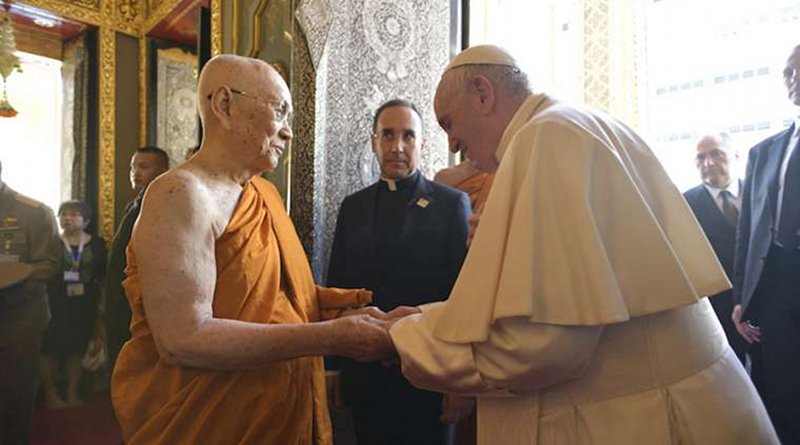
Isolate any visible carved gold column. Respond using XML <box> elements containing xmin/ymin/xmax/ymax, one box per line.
<box><xmin>138</xmin><ymin>35</ymin><xmax>148</xmax><ymax>146</ymax></box>
<box><xmin>98</xmin><ymin>26</ymin><xmax>116</xmax><ymax>242</ymax></box>
<box><xmin>211</xmin><ymin>0</ymin><xmax>222</xmax><ymax>56</ymax></box>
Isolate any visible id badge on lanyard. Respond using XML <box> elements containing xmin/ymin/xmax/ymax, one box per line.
<box><xmin>63</xmin><ymin>234</ymin><xmax>86</xmax><ymax>296</ymax></box>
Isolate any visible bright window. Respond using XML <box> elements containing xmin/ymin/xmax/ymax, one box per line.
<box><xmin>0</xmin><ymin>51</ymin><xmax>63</xmax><ymax>212</ymax></box>
<box><xmin>469</xmin><ymin>0</ymin><xmax>800</xmax><ymax>191</ymax></box>
<box><xmin>642</xmin><ymin>0</ymin><xmax>800</xmax><ymax>190</ymax></box>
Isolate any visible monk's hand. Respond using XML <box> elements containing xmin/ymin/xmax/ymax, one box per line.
<box><xmin>467</xmin><ymin>212</ymin><xmax>480</xmax><ymax>247</ymax></box>
<box><xmin>732</xmin><ymin>304</ymin><xmax>761</xmax><ymax>343</ymax></box>
<box><xmin>332</xmin><ymin>314</ymin><xmax>395</xmax><ymax>362</ymax></box>
<box><xmin>440</xmin><ymin>394</ymin><xmax>475</xmax><ymax>424</ymax></box>
<box><xmin>340</xmin><ymin>306</ymin><xmax>388</xmax><ymax>320</ymax></box>
<box><xmin>386</xmin><ymin>305</ymin><xmax>421</xmax><ymax>320</ymax></box>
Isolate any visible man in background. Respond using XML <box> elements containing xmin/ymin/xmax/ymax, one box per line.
<box><xmin>104</xmin><ymin>146</ymin><xmax>168</xmax><ymax>368</ymax></box>
<box><xmin>328</xmin><ymin>98</ymin><xmax>471</xmax><ymax>444</ymax></box>
<box><xmin>0</xmin><ymin>161</ymin><xmax>60</xmax><ymax>444</ymax></box>
<box><xmin>684</xmin><ymin>133</ymin><xmax>747</xmax><ymax>364</ymax></box>
<box><xmin>733</xmin><ymin>43</ymin><xmax>800</xmax><ymax>444</ymax></box>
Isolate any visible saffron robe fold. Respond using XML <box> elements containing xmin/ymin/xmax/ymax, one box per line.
<box><xmin>112</xmin><ymin>177</ymin><xmax>366</xmax><ymax>445</ymax></box>
<box><xmin>390</xmin><ymin>95</ymin><xmax>778</xmax><ymax>444</ymax></box>
<box><xmin>436</xmin><ymin>162</ymin><xmax>494</xmax><ymax>212</ymax></box>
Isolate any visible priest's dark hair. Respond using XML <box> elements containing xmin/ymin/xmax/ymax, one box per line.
<box><xmin>371</xmin><ymin>98</ymin><xmax>424</xmax><ymax>134</ymax></box>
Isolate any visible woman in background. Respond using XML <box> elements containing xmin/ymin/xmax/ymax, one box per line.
<box><xmin>39</xmin><ymin>200</ymin><xmax>107</xmax><ymax>408</ymax></box>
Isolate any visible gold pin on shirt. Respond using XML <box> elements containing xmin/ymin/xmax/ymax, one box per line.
<box><xmin>416</xmin><ymin>198</ymin><xmax>430</xmax><ymax>208</ymax></box>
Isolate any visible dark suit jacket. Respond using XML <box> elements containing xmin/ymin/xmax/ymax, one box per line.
<box><xmin>734</xmin><ymin>124</ymin><xmax>794</xmax><ymax>317</ymax></box>
<box><xmin>327</xmin><ymin>175</ymin><xmax>470</xmax><ymax>311</ymax></box>
<box><xmin>105</xmin><ymin>195</ymin><xmax>141</xmax><ymax>365</ymax></box>
<box><xmin>684</xmin><ymin>182</ymin><xmax>747</xmax><ymax>361</ymax></box>
<box><xmin>327</xmin><ymin>174</ymin><xmax>470</xmax><ymax>418</ymax></box>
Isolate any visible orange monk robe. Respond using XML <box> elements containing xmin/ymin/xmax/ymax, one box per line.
<box><xmin>112</xmin><ymin>177</ymin><xmax>371</xmax><ymax>445</ymax></box>
<box><xmin>435</xmin><ymin>163</ymin><xmax>494</xmax><ymax>212</ymax></box>
<box><xmin>454</xmin><ymin>172</ymin><xmax>493</xmax><ymax>213</ymax></box>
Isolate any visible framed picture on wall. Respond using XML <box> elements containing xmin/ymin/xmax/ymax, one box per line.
<box><xmin>154</xmin><ymin>45</ymin><xmax>199</xmax><ymax>167</ymax></box>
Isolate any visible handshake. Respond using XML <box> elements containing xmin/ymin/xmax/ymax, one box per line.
<box><xmin>328</xmin><ymin>305</ymin><xmax>421</xmax><ymax>364</ymax></box>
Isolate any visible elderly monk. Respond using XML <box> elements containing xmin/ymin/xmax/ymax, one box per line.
<box><xmin>387</xmin><ymin>45</ymin><xmax>779</xmax><ymax>444</ymax></box>
<box><xmin>111</xmin><ymin>55</ymin><xmax>392</xmax><ymax>445</ymax></box>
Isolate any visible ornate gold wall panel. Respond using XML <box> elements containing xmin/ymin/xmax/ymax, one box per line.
<box><xmin>20</xmin><ymin>0</ymin><xmax>139</xmax><ymax>35</ymax></box>
<box><xmin>138</xmin><ymin>35</ymin><xmax>148</xmax><ymax>146</ymax></box>
<box><xmin>142</xmin><ymin>0</ymin><xmax>182</xmax><ymax>33</ymax></box>
<box><xmin>98</xmin><ymin>27</ymin><xmax>116</xmax><ymax>243</ymax></box>
<box><xmin>231</xmin><ymin>0</ymin><xmax>240</xmax><ymax>54</ymax></box>
<box><xmin>246</xmin><ymin>0</ymin><xmax>270</xmax><ymax>57</ymax></box>
<box><xmin>210</xmin><ymin>0</ymin><xmax>221</xmax><ymax>56</ymax></box>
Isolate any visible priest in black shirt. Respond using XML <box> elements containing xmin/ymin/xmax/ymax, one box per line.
<box><xmin>328</xmin><ymin>99</ymin><xmax>471</xmax><ymax>444</ymax></box>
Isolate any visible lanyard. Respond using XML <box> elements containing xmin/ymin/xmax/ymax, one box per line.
<box><xmin>61</xmin><ymin>232</ymin><xmax>86</xmax><ymax>270</ymax></box>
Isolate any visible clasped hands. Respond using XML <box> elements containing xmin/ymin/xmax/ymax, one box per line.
<box><xmin>331</xmin><ymin>305</ymin><xmax>420</xmax><ymax>364</ymax></box>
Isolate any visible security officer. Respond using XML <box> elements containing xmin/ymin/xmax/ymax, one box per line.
<box><xmin>0</xmin><ymin>161</ymin><xmax>60</xmax><ymax>444</ymax></box>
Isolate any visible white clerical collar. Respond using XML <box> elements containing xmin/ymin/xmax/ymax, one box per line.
<box><xmin>494</xmin><ymin>94</ymin><xmax>554</xmax><ymax>163</ymax></box>
<box><xmin>379</xmin><ymin>170</ymin><xmax>418</xmax><ymax>192</ymax></box>
<box><xmin>704</xmin><ymin>179</ymin><xmax>740</xmax><ymax>201</ymax></box>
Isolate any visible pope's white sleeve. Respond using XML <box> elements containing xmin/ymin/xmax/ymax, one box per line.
<box><xmin>390</xmin><ymin>302</ymin><xmax>604</xmax><ymax>396</ymax></box>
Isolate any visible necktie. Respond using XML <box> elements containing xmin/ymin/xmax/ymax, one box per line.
<box><xmin>777</xmin><ymin>142</ymin><xmax>800</xmax><ymax>249</ymax></box>
<box><xmin>719</xmin><ymin>190</ymin><xmax>739</xmax><ymax>227</ymax></box>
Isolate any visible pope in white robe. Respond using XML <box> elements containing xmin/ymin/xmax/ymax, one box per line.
<box><xmin>388</xmin><ymin>45</ymin><xmax>778</xmax><ymax>444</ymax></box>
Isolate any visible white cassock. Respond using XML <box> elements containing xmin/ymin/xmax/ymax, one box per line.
<box><xmin>390</xmin><ymin>95</ymin><xmax>778</xmax><ymax>444</ymax></box>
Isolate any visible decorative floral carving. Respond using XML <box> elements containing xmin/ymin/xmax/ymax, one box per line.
<box><xmin>117</xmin><ymin>0</ymin><xmax>140</xmax><ymax>24</ymax></box>
<box><xmin>0</xmin><ymin>9</ymin><xmax>20</xmax><ymax>118</ymax></box>
<box><xmin>210</xmin><ymin>0</ymin><xmax>222</xmax><ymax>56</ymax></box>
<box><xmin>362</xmin><ymin>0</ymin><xmax>416</xmax><ymax>82</ymax></box>
<box><xmin>296</xmin><ymin>0</ymin><xmax>333</xmax><ymax>71</ymax></box>
<box><xmin>98</xmin><ymin>28</ymin><xmax>116</xmax><ymax>243</ymax></box>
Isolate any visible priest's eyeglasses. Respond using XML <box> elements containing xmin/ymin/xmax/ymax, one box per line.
<box><xmin>206</xmin><ymin>88</ymin><xmax>293</xmax><ymax>126</ymax></box>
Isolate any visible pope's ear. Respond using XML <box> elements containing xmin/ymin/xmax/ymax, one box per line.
<box><xmin>469</xmin><ymin>74</ymin><xmax>496</xmax><ymax>115</ymax></box>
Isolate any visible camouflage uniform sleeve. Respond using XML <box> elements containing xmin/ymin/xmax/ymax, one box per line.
<box><xmin>27</xmin><ymin>204</ymin><xmax>60</xmax><ymax>282</ymax></box>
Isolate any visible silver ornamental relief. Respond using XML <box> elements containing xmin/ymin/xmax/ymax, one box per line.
<box><xmin>363</xmin><ymin>0</ymin><xmax>416</xmax><ymax>82</ymax></box>
<box><xmin>296</xmin><ymin>0</ymin><xmax>334</xmax><ymax>71</ymax></box>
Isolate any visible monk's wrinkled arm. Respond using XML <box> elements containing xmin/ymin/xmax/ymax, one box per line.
<box><xmin>390</xmin><ymin>302</ymin><xmax>603</xmax><ymax>396</ymax></box>
<box><xmin>135</xmin><ymin>174</ymin><xmax>388</xmax><ymax>369</ymax></box>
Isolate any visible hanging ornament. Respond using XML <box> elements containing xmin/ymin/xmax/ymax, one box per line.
<box><xmin>0</xmin><ymin>5</ymin><xmax>21</xmax><ymax>118</ymax></box>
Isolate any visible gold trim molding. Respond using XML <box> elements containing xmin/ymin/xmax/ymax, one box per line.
<box><xmin>98</xmin><ymin>27</ymin><xmax>116</xmax><ymax>243</ymax></box>
<box><xmin>210</xmin><ymin>0</ymin><xmax>221</xmax><ymax>56</ymax></box>
<box><xmin>19</xmin><ymin>0</ymin><xmax>139</xmax><ymax>36</ymax></box>
<box><xmin>232</xmin><ymin>0</ymin><xmax>240</xmax><ymax>53</ymax></box>
<box><xmin>247</xmin><ymin>0</ymin><xmax>270</xmax><ymax>57</ymax></box>
<box><xmin>142</xmin><ymin>0</ymin><xmax>182</xmax><ymax>33</ymax></box>
<box><xmin>138</xmin><ymin>35</ymin><xmax>148</xmax><ymax>146</ymax></box>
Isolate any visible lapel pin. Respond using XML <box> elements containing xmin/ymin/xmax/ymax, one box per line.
<box><xmin>416</xmin><ymin>198</ymin><xmax>430</xmax><ymax>208</ymax></box>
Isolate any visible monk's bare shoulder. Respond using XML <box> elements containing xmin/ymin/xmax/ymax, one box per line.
<box><xmin>134</xmin><ymin>167</ymin><xmax>218</xmax><ymax>241</ymax></box>
<box><xmin>145</xmin><ymin>167</ymin><xmax>211</xmax><ymax>211</ymax></box>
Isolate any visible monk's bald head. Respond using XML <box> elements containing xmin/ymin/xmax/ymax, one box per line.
<box><xmin>197</xmin><ymin>55</ymin><xmax>288</xmax><ymax>129</ymax></box>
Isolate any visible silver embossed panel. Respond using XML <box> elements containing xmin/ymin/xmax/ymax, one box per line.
<box><xmin>306</xmin><ymin>0</ymin><xmax>452</xmax><ymax>280</ymax></box>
